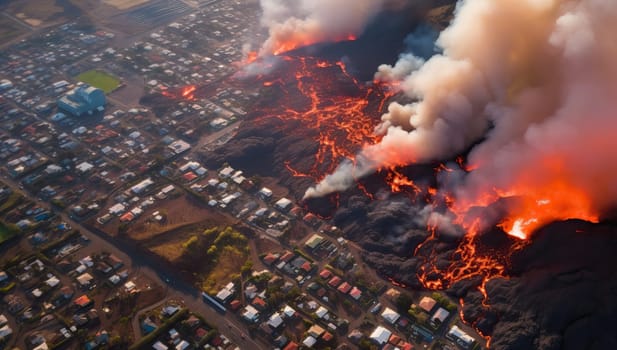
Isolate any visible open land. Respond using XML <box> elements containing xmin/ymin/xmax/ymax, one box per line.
<box><xmin>76</xmin><ymin>70</ymin><xmax>121</xmax><ymax>93</ymax></box>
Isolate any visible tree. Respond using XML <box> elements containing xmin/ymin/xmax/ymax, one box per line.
<box><xmin>395</xmin><ymin>293</ymin><xmax>414</xmax><ymax>312</ymax></box>
<box><xmin>241</xmin><ymin>260</ymin><xmax>253</xmax><ymax>275</ymax></box>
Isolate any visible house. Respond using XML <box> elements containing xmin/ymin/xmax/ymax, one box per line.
<box><xmin>419</xmin><ymin>296</ymin><xmax>437</xmax><ymax>313</ymax></box>
<box><xmin>305</xmin><ymin>234</ymin><xmax>324</xmax><ymax>250</ymax></box>
<box><xmin>328</xmin><ymin>276</ymin><xmax>342</xmax><ymax>288</ymax></box>
<box><xmin>258</xmin><ymin>187</ymin><xmax>273</xmax><ymax>199</ymax></box>
<box><xmin>337</xmin><ymin>282</ymin><xmax>352</xmax><ymax>294</ymax></box>
<box><xmin>242</xmin><ymin>305</ymin><xmax>259</xmax><ymax>323</ymax></box>
<box><xmin>108</xmin><ymin>203</ymin><xmax>126</xmax><ymax>216</ymax></box>
<box><xmin>104</xmin><ymin>255</ymin><xmax>123</xmax><ymax>270</ymax></box>
<box><xmin>315</xmin><ymin>306</ymin><xmax>328</xmax><ymax>319</ymax></box>
<box><xmin>275</xmin><ymin>198</ymin><xmax>292</xmax><ymax>212</ymax></box>
<box><xmin>283</xmin><ymin>341</ymin><xmax>299</xmax><ymax>350</ymax></box>
<box><xmin>168</xmin><ymin>140</ymin><xmax>191</xmax><ymax>154</ymax></box>
<box><xmin>308</xmin><ymin>324</ymin><xmax>325</xmax><ymax>338</ymax></box>
<box><xmin>319</xmin><ymin>269</ymin><xmax>332</xmax><ymax>279</ymax></box>
<box><xmin>124</xmin><ymin>281</ymin><xmax>136</xmax><ymax>292</ymax></box>
<box><xmin>370</xmin><ymin>326</ymin><xmax>392</xmax><ymax>346</ymax></box>
<box><xmin>218</xmin><ymin>166</ymin><xmax>234</xmax><ymax>178</ymax></box>
<box><xmin>162</xmin><ymin>305</ymin><xmax>179</xmax><ymax>317</ymax></box>
<box><xmin>74</xmin><ymin>295</ymin><xmax>93</xmax><ymax>309</ymax></box>
<box><xmin>280</xmin><ymin>251</ymin><xmax>295</xmax><ymax>263</ymax></box>
<box><xmin>349</xmin><ymin>286</ymin><xmax>362</xmax><ymax>300</ymax></box>
<box><xmin>152</xmin><ymin>341</ymin><xmax>168</xmax><ymax>350</ymax></box>
<box><xmin>262</xmin><ymin>253</ymin><xmax>279</xmax><ymax>266</ymax></box>
<box><xmin>175</xmin><ymin>340</ymin><xmax>189</xmax><ymax>350</ymax></box>
<box><xmin>252</xmin><ymin>296</ymin><xmax>267</xmax><ymax>311</ymax></box>
<box><xmin>76</xmin><ymin>273</ymin><xmax>94</xmax><ymax>288</ymax></box>
<box><xmin>446</xmin><ymin>325</ymin><xmax>475</xmax><ymax>349</ymax></box>
<box><xmin>130</xmin><ymin>178</ymin><xmax>154</xmax><ymax>194</ymax></box>
<box><xmin>302</xmin><ymin>336</ymin><xmax>317</xmax><ymax>348</ymax></box>
<box><xmin>381</xmin><ymin>307</ymin><xmax>401</xmax><ymax>324</ymax></box>
<box><xmin>431</xmin><ymin>307</ymin><xmax>450</xmax><ymax>326</ymax></box>
<box><xmin>142</xmin><ymin>317</ymin><xmax>157</xmax><ymax>334</ymax></box>
<box><xmin>0</xmin><ymin>325</ymin><xmax>13</xmax><ymax>342</ymax></box>
<box><xmin>216</xmin><ymin>284</ymin><xmax>234</xmax><ymax>303</ymax></box>
<box><xmin>322</xmin><ymin>331</ymin><xmax>334</xmax><ymax>342</ymax></box>
<box><xmin>267</xmin><ymin>312</ymin><xmax>284</xmax><ymax>329</ymax></box>
<box><xmin>45</xmin><ymin>276</ymin><xmax>60</xmax><ymax>288</ymax></box>
<box><xmin>282</xmin><ymin>305</ymin><xmax>297</xmax><ymax>318</ymax></box>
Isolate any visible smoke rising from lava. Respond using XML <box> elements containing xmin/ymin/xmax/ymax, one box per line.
<box><xmin>256</xmin><ymin>0</ymin><xmax>386</xmax><ymax>56</ymax></box>
<box><xmin>306</xmin><ymin>0</ymin><xmax>617</xmax><ymax>238</ymax></box>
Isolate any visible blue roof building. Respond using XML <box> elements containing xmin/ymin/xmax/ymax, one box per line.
<box><xmin>57</xmin><ymin>85</ymin><xmax>105</xmax><ymax>116</ymax></box>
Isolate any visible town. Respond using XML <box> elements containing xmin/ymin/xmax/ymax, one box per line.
<box><xmin>0</xmin><ymin>0</ymin><xmax>482</xmax><ymax>349</ymax></box>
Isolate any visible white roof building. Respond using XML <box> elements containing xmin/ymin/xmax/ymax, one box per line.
<box><xmin>302</xmin><ymin>335</ymin><xmax>317</xmax><ymax>348</ymax></box>
<box><xmin>267</xmin><ymin>312</ymin><xmax>284</xmax><ymax>329</ymax></box>
<box><xmin>258</xmin><ymin>187</ymin><xmax>273</xmax><ymax>198</ymax></box>
<box><xmin>275</xmin><ymin>198</ymin><xmax>293</xmax><ymax>211</ymax></box>
<box><xmin>381</xmin><ymin>307</ymin><xmax>401</xmax><ymax>324</ymax></box>
<box><xmin>77</xmin><ymin>273</ymin><xmax>94</xmax><ymax>287</ymax></box>
<box><xmin>242</xmin><ymin>305</ymin><xmax>259</xmax><ymax>323</ymax></box>
<box><xmin>0</xmin><ymin>325</ymin><xmax>13</xmax><ymax>341</ymax></box>
<box><xmin>108</xmin><ymin>203</ymin><xmax>126</xmax><ymax>215</ymax></box>
<box><xmin>282</xmin><ymin>305</ymin><xmax>297</xmax><ymax>318</ymax></box>
<box><xmin>369</xmin><ymin>326</ymin><xmax>391</xmax><ymax>345</ymax></box>
<box><xmin>175</xmin><ymin>340</ymin><xmax>189</xmax><ymax>350</ymax></box>
<box><xmin>152</xmin><ymin>341</ymin><xmax>168</xmax><ymax>350</ymax></box>
<box><xmin>431</xmin><ymin>307</ymin><xmax>450</xmax><ymax>325</ymax></box>
<box><xmin>315</xmin><ymin>306</ymin><xmax>329</xmax><ymax>319</ymax></box>
<box><xmin>131</xmin><ymin>178</ymin><xmax>154</xmax><ymax>194</ymax></box>
<box><xmin>75</xmin><ymin>161</ymin><xmax>94</xmax><ymax>173</ymax></box>
<box><xmin>447</xmin><ymin>325</ymin><xmax>475</xmax><ymax>348</ymax></box>
<box><xmin>45</xmin><ymin>276</ymin><xmax>60</xmax><ymax>288</ymax></box>
<box><xmin>168</xmin><ymin>140</ymin><xmax>191</xmax><ymax>154</ymax></box>
<box><xmin>219</xmin><ymin>166</ymin><xmax>234</xmax><ymax>178</ymax></box>
<box><xmin>124</xmin><ymin>281</ymin><xmax>136</xmax><ymax>292</ymax></box>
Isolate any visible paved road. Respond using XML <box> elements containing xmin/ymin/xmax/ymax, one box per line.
<box><xmin>1</xmin><ymin>175</ymin><xmax>266</xmax><ymax>350</ymax></box>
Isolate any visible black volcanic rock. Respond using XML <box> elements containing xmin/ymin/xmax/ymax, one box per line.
<box><xmin>485</xmin><ymin>221</ymin><xmax>617</xmax><ymax>349</ymax></box>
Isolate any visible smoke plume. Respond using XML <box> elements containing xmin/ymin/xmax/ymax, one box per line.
<box><xmin>257</xmin><ymin>0</ymin><xmax>386</xmax><ymax>56</ymax></box>
<box><xmin>306</xmin><ymin>0</ymin><xmax>617</xmax><ymax>237</ymax></box>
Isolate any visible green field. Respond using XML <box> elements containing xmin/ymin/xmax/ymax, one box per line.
<box><xmin>76</xmin><ymin>70</ymin><xmax>121</xmax><ymax>93</ymax></box>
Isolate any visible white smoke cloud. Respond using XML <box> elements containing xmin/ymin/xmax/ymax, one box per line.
<box><xmin>306</xmin><ymin>0</ymin><xmax>617</xmax><ymax>233</ymax></box>
<box><xmin>257</xmin><ymin>0</ymin><xmax>386</xmax><ymax>56</ymax></box>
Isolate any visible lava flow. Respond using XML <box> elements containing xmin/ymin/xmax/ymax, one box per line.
<box><xmin>248</xmin><ymin>54</ymin><xmax>418</xmax><ymax>194</ymax></box>
<box><xmin>161</xmin><ymin>85</ymin><xmax>197</xmax><ymax>101</ymax></box>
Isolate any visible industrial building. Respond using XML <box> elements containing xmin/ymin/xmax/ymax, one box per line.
<box><xmin>57</xmin><ymin>85</ymin><xmax>106</xmax><ymax>116</ymax></box>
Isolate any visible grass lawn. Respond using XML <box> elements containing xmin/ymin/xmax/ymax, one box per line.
<box><xmin>76</xmin><ymin>70</ymin><xmax>121</xmax><ymax>93</ymax></box>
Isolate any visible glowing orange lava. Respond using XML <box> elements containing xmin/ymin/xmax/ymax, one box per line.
<box><xmin>271</xmin><ymin>34</ymin><xmax>357</xmax><ymax>56</ymax></box>
<box><xmin>161</xmin><ymin>85</ymin><xmax>197</xmax><ymax>101</ymax></box>
<box><xmin>181</xmin><ymin>85</ymin><xmax>196</xmax><ymax>100</ymax></box>
<box><xmin>252</xmin><ymin>55</ymin><xmax>398</xmax><ymax>183</ymax></box>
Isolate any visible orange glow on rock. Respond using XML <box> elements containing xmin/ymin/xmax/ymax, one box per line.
<box><xmin>271</xmin><ymin>34</ymin><xmax>358</xmax><ymax>56</ymax></box>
